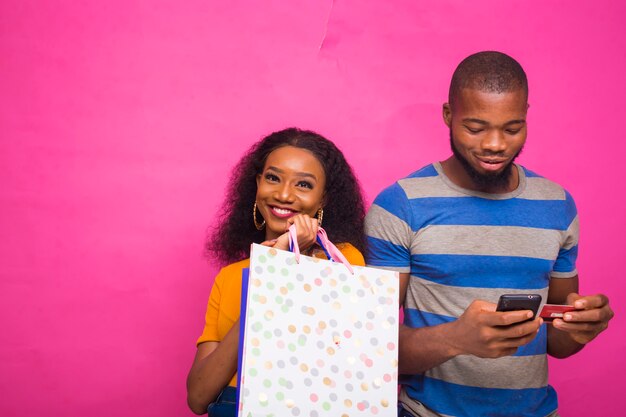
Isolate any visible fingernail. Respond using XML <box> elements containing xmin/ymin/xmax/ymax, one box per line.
<box><xmin>574</xmin><ymin>301</ymin><xmax>584</xmax><ymax>309</ymax></box>
<box><xmin>564</xmin><ymin>314</ymin><xmax>572</xmax><ymax>321</ymax></box>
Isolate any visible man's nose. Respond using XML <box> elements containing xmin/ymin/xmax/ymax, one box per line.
<box><xmin>481</xmin><ymin>130</ymin><xmax>507</xmax><ymax>153</ymax></box>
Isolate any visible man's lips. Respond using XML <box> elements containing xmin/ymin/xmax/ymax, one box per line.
<box><xmin>476</xmin><ymin>156</ymin><xmax>508</xmax><ymax>172</ymax></box>
<box><xmin>269</xmin><ymin>206</ymin><xmax>297</xmax><ymax>218</ymax></box>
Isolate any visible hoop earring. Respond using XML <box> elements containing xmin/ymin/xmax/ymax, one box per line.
<box><xmin>316</xmin><ymin>208</ymin><xmax>324</xmax><ymax>227</ymax></box>
<box><xmin>253</xmin><ymin>202</ymin><xmax>265</xmax><ymax>230</ymax></box>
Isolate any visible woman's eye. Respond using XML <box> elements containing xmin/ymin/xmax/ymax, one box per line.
<box><xmin>264</xmin><ymin>173</ymin><xmax>279</xmax><ymax>182</ymax></box>
<box><xmin>297</xmin><ymin>181</ymin><xmax>313</xmax><ymax>189</ymax></box>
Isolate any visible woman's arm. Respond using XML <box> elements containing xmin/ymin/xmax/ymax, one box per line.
<box><xmin>186</xmin><ymin>320</ymin><xmax>240</xmax><ymax>415</ymax></box>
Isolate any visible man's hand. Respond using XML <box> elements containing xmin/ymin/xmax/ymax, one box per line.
<box><xmin>397</xmin><ymin>298</ymin><xmax>544</xmax><ymax>374</ymax></box>
<box><xmin>552</xmin><ymin>293</ymin><xmax>614</xmax><ymax>345</ymax></box>
<box><xmin>448</xmin><ymin>300</ymin><xmax>543</xmax><ymax>358</ymax></box>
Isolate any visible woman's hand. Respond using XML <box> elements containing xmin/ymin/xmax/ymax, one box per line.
<box><xmin>261</xmin><ymin>214</ymin><xmax>319</xmax><ymax>251</ymax></box>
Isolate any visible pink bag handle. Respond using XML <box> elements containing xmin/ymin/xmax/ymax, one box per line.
<box><xmin>288</xmin><ymin>224</ymin><xmax>354</xmax><ymax>274</ymax></box>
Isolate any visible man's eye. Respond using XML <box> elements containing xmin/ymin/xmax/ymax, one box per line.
<box><xmin>505</xmin><ymin>129</ymin><xmax>521</xmax><ymax>135</ymax></box>
<box><xmin>466</xmin><ymin>127</ymin><xmax>483</xmax><ymax>134</ymax></box>
<box><xmin>297</xmin><ymin>181</ymin><xmax>313</xmax><ymax>189</ymax></box>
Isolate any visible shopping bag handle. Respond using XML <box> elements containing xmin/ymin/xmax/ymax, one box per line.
<box><xmin>288</xmin><ymin>224</ymin><xmax>354</xmax><ymax>274</ymax></box>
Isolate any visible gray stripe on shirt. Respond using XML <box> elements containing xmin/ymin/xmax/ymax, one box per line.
<box><xmin>404</xmin><ymin>275</ymin><xmax>548</xmax><ymax>318</ymax></box>
<box><xmin>518</xmin><ymin>177</ymin><xmax>567</xmax><ymax>200</ymax></box>
<box><xmin>366</xmin><ymin>204</ymin><xmax>413</xmax><ymax>249</ymax></box>
<box><xmin>560</xmin><ymin>215</ymin><xmax>579</xmax><ymax>250</ymax></box>
<box><xmin>411</xmin><ymin>225</ymin><xmax>562</xmax><ymax>260</ymax></box>
<box><xmin>424</xmin><ymin>354</ymin><xmax>549</xmax><ymax>389</ymax></box>
<box><xmin>398</xmin><ymin>176</ymin><xmax>469</xmax><ymax>199</ymax></box>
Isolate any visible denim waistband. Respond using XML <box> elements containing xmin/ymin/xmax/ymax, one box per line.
<box><xmin>206</xmin><ymin>387</ymin><xmax>237</xmax><ymax>417</ymax></box>
<box><xmin>215</xmin><ymin>386</ymin><xmax>237</xmax><ymax>403</ymax></box>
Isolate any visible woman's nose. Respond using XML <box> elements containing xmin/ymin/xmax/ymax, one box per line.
<box><xmin>274</xmin><ymin>183</ymin><xmax>295</xmax><ymax>202</ymax></box>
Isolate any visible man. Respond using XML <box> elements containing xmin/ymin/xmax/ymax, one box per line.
<box><xmin>365</xmin><ymin>51</ymin><xmax>614</xmax><ymax>417</ymax></box>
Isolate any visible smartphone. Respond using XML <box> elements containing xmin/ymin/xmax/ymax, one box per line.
<box><xmin>496</xmin><ymin>294</ymin><xmax>542</xmax><ymax>319</ymax></box>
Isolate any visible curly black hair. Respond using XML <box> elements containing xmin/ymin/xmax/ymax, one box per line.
<box><xmin>207</xmin><ymin>127</ymin><xmax>366</xmax><ymax>265</ymax></box>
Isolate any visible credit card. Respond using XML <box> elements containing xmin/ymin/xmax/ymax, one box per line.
<box><xmin>540</xmin><ymin>304</ymin><xmax>576</xmax><ymax>321</ymax></box>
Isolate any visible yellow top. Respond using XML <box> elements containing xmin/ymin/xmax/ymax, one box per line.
<box><xmin>197</xmin><ymin>243</ymin><xmax>365</xmax><ymax>387</ymax></box>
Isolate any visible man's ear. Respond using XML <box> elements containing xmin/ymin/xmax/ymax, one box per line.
<box><xmin>443</xmin><ymin>103</ymin><xmax>452</xmax><ymax>128</ymax></box>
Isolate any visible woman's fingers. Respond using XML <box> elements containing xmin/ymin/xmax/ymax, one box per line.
<box><xmin>288</xmin><ymin>214</ymin><xmax>319</xmax><ymax>250</ymax></box>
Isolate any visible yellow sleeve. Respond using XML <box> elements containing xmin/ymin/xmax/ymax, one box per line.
<box><xmin>195</xmin><ymin>260</ymin><xmax>248</xmax><ymax>387</ymax></box>
<box><xmin>196</xmin><ymin>259</ymin><xmax>249</xmax><ymax>346</ymax></box>
<box><xmin>337</xmin><ymin>243</ymin><xmax>365</xmax><ymax>266</ymax></box>
<box><xmin>196</xmin><ymin>269</ymin><xmax>225</xmax><ymax>345</ymax></box>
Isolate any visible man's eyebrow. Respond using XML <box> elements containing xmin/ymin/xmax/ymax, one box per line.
<box><xmin>462</xmin><ymin>118</ymin><xmax>488</xmax><ymax>125</ymax></box>
<box><xmin>462</xmin><ymin>118</ymin><xmax>526</xmax><ymax>125</ymax></box>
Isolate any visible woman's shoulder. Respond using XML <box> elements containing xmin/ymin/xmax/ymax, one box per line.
<box><xmin>214</xmin><ymin>258</ymin><xmax>251</xmax><ymax>284</ymax></box>
<box><xmin>335</xmin><ymin>243</ymin><xmax>365</xmax><ymax>266</ymax></box>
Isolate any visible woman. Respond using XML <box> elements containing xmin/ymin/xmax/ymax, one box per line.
<box><xmin>186</xmin><ymin>128</ymin><xmax>366</xmax><ymax>415</ymax></box>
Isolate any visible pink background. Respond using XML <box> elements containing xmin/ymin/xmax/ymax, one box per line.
<box><xmin>2</xmin><ymin>1</ymin><xmax>625</xmax><ymax>416</ymax></box>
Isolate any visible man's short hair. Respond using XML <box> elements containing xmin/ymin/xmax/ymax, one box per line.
<box><xmin>449</xmin><ymin>51</ymin><xmax>528</xmax><ymax>106</ymax></box>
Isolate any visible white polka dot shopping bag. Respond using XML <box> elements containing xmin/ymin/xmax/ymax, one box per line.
<box><xmin>237</xmin><ymin>225</ymin><xmax>399</xmax><ymax>417</ymax></box>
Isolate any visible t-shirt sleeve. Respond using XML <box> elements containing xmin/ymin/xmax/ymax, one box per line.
<box><xmin>196</xmin><ymin>270</ymin><xmax>224</xmax><ymax>345</ymax></box>
<box><xmin>364</xmin><ymin>182</ymin><xmax>412</xmax><ymax>272</ymax></box>
<box><xmin>552</xmin><ymin>190</ymin><xmax>579</xmax><ymax>278</ymax></box>
<box><xmin>338</xmin><ymin>243</ymin><xmax>365</xmax><ymax>266</ymax></box>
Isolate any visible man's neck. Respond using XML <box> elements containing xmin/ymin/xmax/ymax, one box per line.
<box><xmin>440</xmin><ymin>156</ymin><xmax>520</xmax><ymax>194</ymax></box>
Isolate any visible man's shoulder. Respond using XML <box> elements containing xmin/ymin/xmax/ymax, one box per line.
<box><xmin>404</xmin><ymin>163</ymin><xmax>439</xmax><ymax>179</ymax></box>
<box><xmin>384</xmin><ymin>163</ymin><xmax>439</xmax><ymax>186</ymax></box>
<box><xmin>374</xmin><ymin>163</ymin><xmax>440</xmax><ymax>200</ymax></box>
<box><xmin>519</xmin><ymin>165</ymin><xmax>574</xmax><ymax>202</ymax></box>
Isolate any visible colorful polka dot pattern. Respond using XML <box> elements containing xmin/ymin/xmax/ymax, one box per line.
<box><xmin>239</xmin><ymin>244</ymin><xmax>399</xmax><ymax>416</ymax></box>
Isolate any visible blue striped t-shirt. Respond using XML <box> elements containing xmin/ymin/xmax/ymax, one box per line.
<box><xmin>365</xmin><ymin>163</ymin><xmax>578</xmax><ymax>417</ymax></box>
